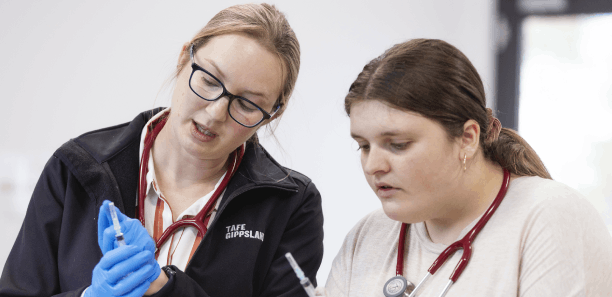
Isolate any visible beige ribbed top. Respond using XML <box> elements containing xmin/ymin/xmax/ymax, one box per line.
<box><xmin>323</xmin><ymin>176</ymin><xmax>612</xmax><ymax>297</ymax></box>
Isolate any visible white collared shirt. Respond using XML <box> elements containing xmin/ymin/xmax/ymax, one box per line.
<box><xmin>82</xmin><ymin>109</ymin><xmax>227</xmax><ymax>296</ymax></box>
<box><xmin>138</xmin><ymin>108</ymin><xmax>226</xmax><ymax>270</ymax></box>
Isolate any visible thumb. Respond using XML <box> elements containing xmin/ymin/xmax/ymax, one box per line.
<box><xmin>98</xmin><ymin>200</ymin><xmax>129</xmax><ymax>250</ymax></box>
<box><xmin>98</xmin><ymin>200</ymin><xmax>113</xmax><ymax>249</ymax></box>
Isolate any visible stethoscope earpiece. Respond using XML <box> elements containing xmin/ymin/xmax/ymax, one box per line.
<box><xmin>383</xmin><ymin>275</ymin><xmax>415</xmax><ymax>297</ymax></box>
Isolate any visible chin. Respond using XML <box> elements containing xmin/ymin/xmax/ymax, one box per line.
<box><xmin>381</xmin><ymin>202</ymin><xmax>423</xmax><ymax>224</ymax></box>
<box><xmin>380</xmin><ymin>202</ymin><xmax>403</xmax><ymax>222</ymax></box>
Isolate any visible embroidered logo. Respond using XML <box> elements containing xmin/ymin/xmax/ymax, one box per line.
<box><xmin>225</xmin><ymin>224</ymin><xmax>264</xmax><ymax>241</ymax></box>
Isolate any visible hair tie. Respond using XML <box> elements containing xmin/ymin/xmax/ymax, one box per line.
<box><xmin>485</xmin><ymin>108</ymin><xmax>502</xmax><ymax>144</ymax></box>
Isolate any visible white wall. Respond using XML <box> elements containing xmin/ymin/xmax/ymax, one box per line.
<box><xmin>0</xmin><ymin>0</ymin><xmax>495</xmax><ymax>285</ymax></box>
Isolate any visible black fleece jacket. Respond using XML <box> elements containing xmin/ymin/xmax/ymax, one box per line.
<box><xmin>0</xmin><ymin>108</ymin><xmax>324</xmax><ymax>297</ymax></box>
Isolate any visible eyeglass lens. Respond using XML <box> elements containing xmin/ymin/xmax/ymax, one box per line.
<box><xmin>190</xmin><ymin>69</ymin><xmax>266</xmax><ymax>127</ymax></box>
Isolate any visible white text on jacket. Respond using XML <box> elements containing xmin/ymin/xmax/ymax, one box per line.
<box><xmin>225</xmin><ymin>224</ymin><xmax>264</xmax><ymax>241</ymax></box>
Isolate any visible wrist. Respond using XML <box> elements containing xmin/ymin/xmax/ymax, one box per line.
<box><xmin>144</xmin><ymin>267</ymin><xmax>169</xmax><ymax>296</ymax></box>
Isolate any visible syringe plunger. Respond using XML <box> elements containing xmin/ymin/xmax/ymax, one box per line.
<box><xmin>285</xmin><ymin>253</ymin><xmax>305</xmax><ymax>279</ymax></box>
<box><xmin>285</xmin><ymin>252</ymin><xmax>316</xmax><ymax>297</ymax></box>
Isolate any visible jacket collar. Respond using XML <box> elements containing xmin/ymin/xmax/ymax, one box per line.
<box><xmin>73</xmin><ymin>108</ymin><xmax>298</xmax><ymax>211</ymax></box>
<box><xmin>74</xmin><ymin>108</ymin><xmax>165</xmax><ymax>164</ymax></box>
<box><xmin>230</xmin><ymin>141</ymin><xmax>299</xmax><ymax>192</ymax></box>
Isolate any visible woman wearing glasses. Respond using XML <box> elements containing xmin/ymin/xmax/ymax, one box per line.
<box><xmin>0</xmin><ymin>4</ymin><xmax>322</xmax><ymax>297</ymax></box>
<box><xmin>321</xmin><ymin>39</ymin><xmax>612</xmax><ymax>296</ymax></box>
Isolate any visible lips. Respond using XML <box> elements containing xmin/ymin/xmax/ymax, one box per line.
<box><xmin>375</xmin><ymin>182</ymin><xmax>394</xmax><ymax>190</ymax></box>
<box><xmin>191</xmin><ymin>120</ymin><xmax>218</xmax><ymax>142</ymax></box>
<box><xmin>375</xmin><ymin>182</ymin><xmax>398</xmax><ymax>198</ymax></box>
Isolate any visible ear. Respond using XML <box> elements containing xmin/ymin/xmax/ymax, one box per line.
<box><xmin>178</xmin><ymin>42</ymin><xmax>191</xmax><ymax>67</ymax></box>
<box><xmin>460</xmin><ymin>119</ymin><xmax>481</xmax><ymax>160</ymax></box>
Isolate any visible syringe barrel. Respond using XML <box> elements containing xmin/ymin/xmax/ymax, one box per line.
<box><xmin>300</xmin><ymin>277</ymin><xmax>316</xmax><ymax>297</ymax></box>
<box><xmin>116</xmin><ymin>234</ymin><xmax>126</xmax><ymax>246</ymax></box>
<box><xmin>109</xmin><ymin>202</ymin><xmax>127</xmax><ymax>247</ymax></box>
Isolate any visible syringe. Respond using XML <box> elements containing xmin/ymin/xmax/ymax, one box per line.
<box><xmin>285</xmin><ymin>252</ymin><xmax>316</xmax><ymax>297</ymax></box>
<box><xmin>108</xmin><ymin>202</ymin><xmax>126</xmax><ymax>246</ymax></box>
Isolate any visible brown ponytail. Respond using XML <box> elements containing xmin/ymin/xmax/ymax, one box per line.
<box><xmin>485</xmin><ymin>128</ymin><xmax>551</xmax><ymax>179</ymax></box>
<box><xmin>345</xmin><ymin>39</ymin><xmax>551</xmax><ymax>179</ymax></box>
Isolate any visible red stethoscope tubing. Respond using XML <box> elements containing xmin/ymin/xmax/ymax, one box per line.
<box><xmin>136</xmin><ymin>115</ymin><xmax>244</xmax><ymax>251</ymax></box>
<box><xmin>396</xmin><ymin>168</ymin><xmax>511</xmax><ymax>283</ymax></box>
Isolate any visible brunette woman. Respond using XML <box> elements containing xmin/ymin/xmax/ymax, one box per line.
<box><xmin>323</xmin><ymin>39</ymin><xmax>612</xmax><ymax>297</ymax></box>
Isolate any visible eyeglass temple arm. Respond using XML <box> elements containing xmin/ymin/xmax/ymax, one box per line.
<box><xmin>189</xmin><ymin>43</ymin><xmax>195</xmax><ymax>61</ymax></box>
<box><xmin>270</xmin><ymin>103</ymin><xmax>283</xmax><ymax>116</ymax></box>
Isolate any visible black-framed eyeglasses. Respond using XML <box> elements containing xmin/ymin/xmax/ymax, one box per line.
<box><xmin>188</xmin><ymin>44</ymin><xmax>281</xmax><ymax>128</ymax></box>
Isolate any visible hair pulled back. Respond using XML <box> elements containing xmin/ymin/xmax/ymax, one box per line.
<box><xmin>345</xmin><ymin>39</ymin><xmax>551</xmax><ymax>179</ymax></box>
<box><xmin>177</xmin><ymin>3</ymin><xmax>300</xmax><ymax>118</ymax></box>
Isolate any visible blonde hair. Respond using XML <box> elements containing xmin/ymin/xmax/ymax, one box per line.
<box><xmin>177</xmin><ymin>3</ymin><xmax>300</xmax><ymax>119</ymax></box>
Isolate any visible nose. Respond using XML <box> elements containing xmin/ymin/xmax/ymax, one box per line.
<box><xmin>205</xmin><ymin>96</ymin><xmax>229</xmax><ymax>122</ymax></box>
<box><xmin>362</xmin><ymin>146</ymin><xmax>391</xmax><ymax>176</ymax></box>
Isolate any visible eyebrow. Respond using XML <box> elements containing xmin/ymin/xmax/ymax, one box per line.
<box><xmin>205</xmin><ymin>59</ymin><xmax>226</xmax><ymax>81</ymax></box>
<box><xmin>241</xmin><ymin>89</ymin><xmax>267</xmax><ymax>98</ymax></box>
<box><xmin>379</xmin><ymin>130</ymin><xmax>403</xmax><ymax>136</ymax></box>
<box><xmin>204</xmin><ymin>59</ymin><xmax>267</xmax><ymax>99</ymax></box>
<box><xmin>350</xmin><ymin>130</ymin><xmax>405</xmax><ymax>139</ymax></box>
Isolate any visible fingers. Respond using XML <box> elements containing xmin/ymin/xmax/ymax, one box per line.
<box><xmin>102</xmin><ymin>218</ymin><xmax>155</xmax><ymax>254</ymax></box>
<box><xmin>110</xmin><ymin>255</ymin><xmax>159</xmax><ymax>296</ymax></box>
<box><xmin>99</xmin><ymin>200</ymin><xmax>136</xmax><ymax>254</ymax></box>
<box><xmin>102</xmin><ymin>227</ymin><xmax>117</xmax><ymax>254</ymax></box>
<box><xmin>99</xmin><ymin>201</ymin><xmax>128</xmax><ymax>228</ymax></box>
<box><xmin>98</xmin><ymin>201</ymin><xmax>113</xmax><ymax>249</ymax></box>
<box><xmin>119</xmin><ymin>259</ymin><xmax>161</xmax><ymax>294</ymax></box>
<box><xmin>122</xmin><ymin>219</ymin><xmax>156</xmax><ymax>254</ymax></box>
<box><xmin>108</xmin><ymin>250</ymin><xmax>154</xmax><ymax>282</ymax></box>
<box><xmin>121</xmin><ymin>219</ymin><xmax>143</xmax><ymax>241</ymax></box>
<box><xmin>98</xmin><ymin>245</ymin><xmax>141</xmax><ymax>272</ymax></box>
<box><xmin>94</xmin><ymin>202</ymin><xmax>160</xmax><ymax>297</ymax></box>
<box><xmin>98</xmin><ymin>246</ymin><xmax>160</xmax><ymax>296</ymax></box>
<box><xmin>113</xmin><ymin>259</ymin><xmax>159</xmax><ymax>297</ymax></box>
<box><xmin>101</xmin><ymin>219</ymin><xmax>132</xmax><ymax>254</ymax></box>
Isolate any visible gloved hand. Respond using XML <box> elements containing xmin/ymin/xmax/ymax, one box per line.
<box><xmin>84</xmin><ymin>245</ymin><xmax>160</xmax><ymax>297</ymax></box>
<box><xmin>98</xmin><ymin>200</ymin><xmax>156</xmax><ymax>255</ymax></box>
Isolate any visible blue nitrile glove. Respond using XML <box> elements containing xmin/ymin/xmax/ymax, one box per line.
<box><xmin>98</xmin><ymin>200</ymin><xmax>156</xmax><ymax>255</ymax></box>
<box><xmin>84</xmin><ymin>245</ymin><xmax>161</xmax><ymax>297</ymax></box>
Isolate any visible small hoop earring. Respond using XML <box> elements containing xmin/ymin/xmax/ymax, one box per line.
<box><xmin>463</xmin><ymin>154</ymin><xmax>467</xmax><ymax>171</ymax></box>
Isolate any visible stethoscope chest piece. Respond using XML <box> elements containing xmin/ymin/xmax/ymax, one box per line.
<box><xmin>383</xmin><ymin>275</ymin><xmax>415</xmax><ymax>297</ymax></box>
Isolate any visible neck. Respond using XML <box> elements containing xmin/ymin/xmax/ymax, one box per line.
<box><xmin>151</xmin><ymin>120</ymin><xmax>229</xmax><ymax>193</ymax></box>
<box><xmin>425</xmin><ymin>156</ymin><xmax>506</xmax><ymax>245</ymax></box>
